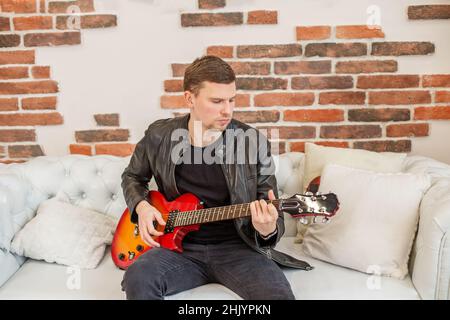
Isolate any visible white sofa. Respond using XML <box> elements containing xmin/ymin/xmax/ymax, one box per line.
<box><xmin>0</xmin><ymin>152</ymin><xmax>449</xmax><ymax>300</ymax></box>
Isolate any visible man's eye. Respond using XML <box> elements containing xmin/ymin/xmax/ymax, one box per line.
<box><xmin>213</xmin><ymin>100</ymin><xmax>221</xmax><ymax>103</ymax></box>
<box><xmin>229</xmin><ymin>99</ymin><xmax>235</xmax><ymax>103</ymax></box>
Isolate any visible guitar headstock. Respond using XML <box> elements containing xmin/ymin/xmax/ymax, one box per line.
<box><xmin>280</xmin><ymin>192</ymin><xmax>339</xmax><ymax>224</ymax></box>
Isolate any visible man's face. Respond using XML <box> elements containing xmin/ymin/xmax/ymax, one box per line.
<box><xmin>185</xmin><ymin>81</ymin><xmax>236</xmax><ymax>131</ymax></box>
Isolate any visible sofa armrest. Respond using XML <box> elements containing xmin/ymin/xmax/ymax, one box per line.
<box><xmin>411</xmin><ymin>177</ymin><xmax>450</xmax><ymax>300</ymax></box>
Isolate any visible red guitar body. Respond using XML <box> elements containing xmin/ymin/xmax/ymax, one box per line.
<box><xmin>111</xmin><ymin>191</ymin><xmax>203</xmax><ymax>270</ymax></box>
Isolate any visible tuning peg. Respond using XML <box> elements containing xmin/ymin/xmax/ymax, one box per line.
<box><xmin>321</xmin><ymin>195</ymin><xmax>327</xmax><ymax>200</ymax></box>
<box><xmin>322</xmin><ymin>217</ymin><xmax>330</xmax><ymax>223</ymax></box>
<box><xmin>305</xmin><ymin>191</ymin><xmax>313</xmax><ymax>196</ymax></box>
<box><xmin>319</xmin><ymin>207</ymin><xmax>327</xmax><ymax>213</ymax></box>
<box><xmin>311</xmin><ymin>196</ymin><xmax>317</xmax><ymax>201</ymax></box>
<box><xmin>312</xmin><ymin>216</ymin><xmax>319</xmax><ymax>223</ymax></box>
<box><xmin>315</xmin><ymin>191</ymin><xmax>322</xmax><ymax>196</ymax></box>
<box><xmin>299</xmin><ymin>217</ymin><xmax>308</xmax><ymax>225</ymax></box>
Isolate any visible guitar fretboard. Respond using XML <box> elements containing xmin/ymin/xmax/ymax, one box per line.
<box><xmin>174</xmin><ymin>199</ymin><xmax>281</xmax><ymax>227</ymax></box>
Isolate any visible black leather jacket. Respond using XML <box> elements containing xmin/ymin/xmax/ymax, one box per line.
<box><xmin>121</xmin><ymin>114</ymin><xmax>313</xmax><ymax>270</ymax></box>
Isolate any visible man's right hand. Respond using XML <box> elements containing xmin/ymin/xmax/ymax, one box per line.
<box><xmin>135</xmin><ymin>200</ymin><xmax>166</xmax><ymax>248</ymax></box>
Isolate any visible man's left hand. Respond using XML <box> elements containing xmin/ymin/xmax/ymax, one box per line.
<box><xmin>250</xmin><ymin>189</ymin><xmax>278</xmax><ymax>237</ymax></box>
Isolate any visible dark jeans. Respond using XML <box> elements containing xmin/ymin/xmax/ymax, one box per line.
<box><xmin>121</xmin><ymin>238</ymin><xmax>295</xmax><ymax>300</ymax></box>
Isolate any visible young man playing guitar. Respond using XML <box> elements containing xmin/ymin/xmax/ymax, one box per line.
<box><xmin>120</xmin><ymin>55</ymin><xmax>312</xmax><ymax>300</ymax></box>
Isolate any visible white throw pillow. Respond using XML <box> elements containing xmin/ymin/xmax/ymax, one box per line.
<box><xmin>10</xmin><ymin>196</ymin><xmax>115</xmax><ymax>269</ymax></box>
<box><xmin>301</xmin><ymin>164</ymin><xmax>431</xmax><ymax>279</ymax></box>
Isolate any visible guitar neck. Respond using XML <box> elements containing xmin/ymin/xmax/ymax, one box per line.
<box><xmin>173</xmin><ymin>199</ymin><xmax>282</xmax><ymax>227</ymax></box>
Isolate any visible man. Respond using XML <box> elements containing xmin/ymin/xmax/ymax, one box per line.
<box><xmin>121</xmin><ymin>55</ymin><xmax>311</xmax><ymax>300</ymax></box>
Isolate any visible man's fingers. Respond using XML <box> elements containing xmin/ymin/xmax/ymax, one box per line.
<box><xmin>154</xmin><ymin>212</ymin><xmax>166</xmax><ymax>226</ymax></box>
<box><xmin>268</xmin><ymin>189</ymin><xmax>276</xmax><ymax>200</ymax></box>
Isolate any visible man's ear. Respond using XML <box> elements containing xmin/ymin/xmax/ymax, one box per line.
<box><xmin>184</xmin><ymin>91</ymin><xmax>194</xmax><ymax>110</ymax></box>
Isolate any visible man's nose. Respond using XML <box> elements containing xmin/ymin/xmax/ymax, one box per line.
<box><xmin>222</xmin><ymin>101</ymin><xmax>232</xmax><ymax>116</ymax></box>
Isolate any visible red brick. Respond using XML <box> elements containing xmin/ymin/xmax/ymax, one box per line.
<box><xmin>0</xmin><ymin>50</ymin><xmax>35</xmax><ymax>65</ymax></box>
<box><xmin>256</xmin><ymin>126</ymin><xmax>316</xmax><ymax>139</ymax></box>
<box><xmin>284</xmin><ymin>109</ymin><xmax>344</xmax><ymax>122</ymax></box>
<box><xmin>0</xmin><ymin>34</ymin><xmax>20</xmax><ymax>47</ymax></box>
<box><xmin>0</xmin><ymin>159</ymin><xmax>26</xmax><ymax>164</ymax></box>
<box><xmin>422</xmin><ymin>75</ymin><xmax>450</xmax><ymax>88</ymax></box>
<box><xmin>369</xmin><ymin>90</ymin><xmax>431</xmax><ymax>105</ymax></box>
<box><xmin>414</xmin><ymin>106</ymin><xmax>450</xmax><ymax>120</ymax></box>
<box><xmin>372</xmin><ymin>42</ymin><xmax>434</xmax><ymax>56</ymax></box>
<box><xmin>94</xmin><ymin>114</ymin><xmax>119</xmax><ymax>126</ymax></box>
<box><xmin>274</xmin><ymin>61</ymin><xmax>331</xmax><ymax>75</ymax></box>
<box><xmin>0</xmin><ymin>129</ymin><xmax>36</xmax><ymax>142</ymax></box>
<box><xmin>0</xmin><ymin>98</ymin><xmax>18</xmax><ymax>111</ymax></box>
<box><xmin>0</xmin><ymin>80</ymin><xmax>58</xmax><ymax>95</ymax></box>
<box><xmin>95</xmin><ymin>143</ymin><xmax>136</xmax><ymax>157</ymax></box>
<box><xmin>56</xmin><ymin>14</ymin><xmax>117</xmax><ymax>30</ymax></box>
<box><xmin>31</xmin><ymin>66</ymin><xmax>50</xmax><ymax>79</ymax></box>
<box><xmin>348</xmin><ymin>108</ymin><xmax>410</xmax><ymax>122</ymax></box>
<box><xmin>408</xmin><ymin>5</ymin><xmax>450</xmax><ymax>19</ymax></box>
<box><xmin>254</xmin><ymin>93</ymin><xmax>314</xmax><ymax>107</ymax></box>
<box><xmin>237</xmin><ymin>44</ymin><xmax>301</xmax><ymax>58</ymax></box>
<box><xmin>164</xmin><ymin>79</ymin><xmax>183</xmax><ymax>92</ymax></box>
<box><xmin>319</xmin><ymin>91</ymin><xmax>365</xmax><ymax>105</ymax></box>
<box><xmin>206</xmin><ymin>46</ymin><xmax>233</xmax><ymax>58</ymax></box>
<box><xmin>436</xmin><ymin>91</ymin><xmax>450</xmax><ymax>103</ymax></box>
<box><xmin>13</xmin><ymin>16</ymin><xmax>53</xmax><ymax>31</ymax></box>
<box><xmin>320</xmin><ymin>125</ymin><xmax>382</xmax><ymax>139</ymax></box>
<box><xmin>75</xmin><ymin>129</ymin><xmax>130</xmax><ymax>143</ymax></box>
<box><xmin>354</xmin><ymin>140</ymin><xmax>411</xmax><ymax>152</ymax></box>
<box><xmin>69</xmin><ymin>144</ymin><xmax>92</xmax><ymax>156</ymax></box>
<box><xmin>236</xmin><ymin>77</ymin><xmax>287</xmax><ymax>90</ymax></box>
<box><xmin>0</xmin><ymin>66</ymin><xmax>29</xmax><ymax>80</ymax></box>
<box><xmin>357</xmin><ymin>75</ymin><xmax>420</xmax><ymax>89</ymax></box>
<box><xmin>198</xmin><ymin>0</ymin><xmax>226</xmax><ymax>10</ymax></box>
<box><xmin>0</xmin><ymin>17</ymin><xmax>10</xmax><ymax>31</ymax></box>
<box><xmin>181</xmin><ymin>12</ymin><xmax>243</xmax><ymax>27</ymax></box>
<box><xmin>247</xmin><ymin>10</ymin><xmax>277</xmax><ymax>25</ymax></box>
<box><xmin>291</xmin><ymin>76</ymin><xmax>353</xmax><ymax>90</ymax></box>
<box><xmin>336</xmin><ymin>25</ymin><xmax>384</xmax><ymax>39</ymax></box>
<box><xmin>386</xmin><ymin>123</ymin><xmax>429</xmax><ymax>137</ymax></box>
<box><xmin>228</xmin><ymin>61</ymin><xmax>271</xmax><ymax>75</ymax></box>
<box><xmin>233</xmin><ymin>111</ymin><xmax>280</xmax><ymax>123</ymax></box>
<box><xmin>305</xmin><ymin>43</ymin><xmax>367</xmax><ymax>57</ymax></box>
<box><xmin>1</xmin><ymin>0</ymin><xmax>37</xmax><ymax>13</ymax></box>
<box><xmin>8</xmin><ymin>145</ymin><xmax>44</xmax><ymax>158</ymax></box>
<box><xmin>171</xmin><ymin>63</ymin><xmax>189</xmax><ymax>77</ymax></box>
<box><xmin>296</xmin><ymin>26</ymin><xmax>331</xmax><ymax>40</ymax></box>
<box><xmin>48</xmin><ymin>0</ymin><xmax>95</xmax><ymax>13</ymax></box>
<box><xmin>335</xmin><ymin>60</ymin><xmax>397</xmax><ymax>73</ymax></box>
<box><xmin>290</xmin><ymin>141</ymin><xmax>349</xmax><ymax>153</ymax></box>
<box><xmin>0</xmin><ymin>113</ymin><xmax>63</xmax><ymax>126</ymax></box>
<box><xmin>22</xmin><ymin>96</ymin><xmax>57</xmax><ymax>110</ymax></box>
<box><xmin>24</xmin><ymin>32</ymin><xmax>81</xmax><ymax>47</ymax></box>
<box><xmin>235</xmin><ymin>94</ymin><xmax>250</xmax><ymax>107</ymax></box>
<box><xmin>160</xmin><ymin>95</ymin><xmax>187</xmax><ymax>109</ymax></box>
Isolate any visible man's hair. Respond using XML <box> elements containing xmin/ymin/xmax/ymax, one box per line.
<box><xmin>183</xmin><ymin>55</ymin><xmax>236</xmax><ymax>96</ymax></box>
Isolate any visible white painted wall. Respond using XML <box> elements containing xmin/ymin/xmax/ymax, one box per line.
<box><xmin>34</xmin><ymin>0</ymin><xmax>450</xmax><ymax>163</ymax></box>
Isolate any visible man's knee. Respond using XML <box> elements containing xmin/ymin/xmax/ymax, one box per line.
<box><xmin>121</xmin><ymin>259</ymin><xmax>162</xmax><ymax>300</ymax></box>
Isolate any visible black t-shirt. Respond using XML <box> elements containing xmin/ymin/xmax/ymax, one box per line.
<box><xmin>175</xmin><ymin>137</ymin><xmax>240</xmax><ymax>244</ymax></box>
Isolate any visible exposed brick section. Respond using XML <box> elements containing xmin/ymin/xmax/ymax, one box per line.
<box><xmin>0</xmin><ymin>66</ymin><xmax>29</xmax><ymax>80</ymax></box>
<box><xmin>13</xmin><ymin>16</ymin><xmax>53</xmax><ymax>31</ymax></box>
<box><xmin>284</xmin><ymin>109</ymin><xmax>344</xmax><ymax>122</ymax></box>
<box><xmin>228</xmin><ymin>61</ymin><xmax>271</xmax><ymax>75</ymax></box>
<box><xmin>164</xmin><ymin>79</ymin><xmax>183</xmax><ymax>92</ymax></box>
<box><xmin>8</xmin><ymin>145</ymin><xmax>44</xmax><ymax>158</ymax></box>
<box><xmin>290</xmin><ymin>141</ymin><xmax>349</xmax><ymax>153</ymax></box>
<box><xmin>237</xmin><ymin>44</ymin><xmax>302</xmax><ymax>58</ymax></box>
<box><xmin>207</xmin><ymin>46</ymin><xmax>233</xmax><ymax>58</ymax></box>
<box><xmin>181</xmin><ymin>12</ymin><xmax>243</xmax><ymax>27</ymax></box>
<box><xmin>320</xmin><ymin>125</ymin><xmax>382</xmax><ymax>139</ymax></box>
<box><xmin>0</xmin><ymin>50</ymin><xmax>35</xmax><ymax>65</ymax></box>
<box><xmin>274</xmin><ymin>61</ymin><xmax>331</xmax><ymax>75</ymax></box>
<box><xmin>48</xmin><ymin>0</ymin><xmax>95</xmax><ymax>13</ymax></box>
<box><xmin>319</xmin><ymin>91</ymin><xmax>365</xmax><ymax>105</ymax></box>
<box><xmin>0</xmin><ymin>97</ymin><xmax>18</xmax><ymax>111</ymax></box>
<box><xmin>22</xmin><ymin>96</ymin><xmax>57</xmax><ymax>110</ymax></box>
<box><xmin>233</xmin><ymin>110</ymin><xmax>280</xmax><ymax>123</ymax></box>
<box><xmin>369</xmin><ymin>90</ymin><xmax>431</xmax><ymax>105</ymax></box>
<box><xmin>0</xmin><ymin>34</ymin><xmax>21</xmax><ymax>47</ymax></box>
<box><xmin>235</xmin><ymin>94</ymin><xmax>250</xmax><ymax>107</ymax></box>
<box><xmin>24</xmin><ymin>31</ymin><xmax>81</xmax><ymax>47</ymax></box>
<box><xmin>236</xmin><ymin>77</ymin><xmax>288</xmax><ymax>90</ymax></box>
<box><xmin>69</xmin><ymin>144</ymin><xmax>92</xmax><ymax>156</ymax></box>
<box><xmin>387</xmin><ymin>123</ymin><xmax>429</xmax><ymax>137</ymax></box>
<box><xmin>408</xmin><ymin>5</ymin><xmax>450</xmax><ymax>20</ymax></box>
<box><xmin>75</xmin><ymin>129</ymin><xmax>130</xmax><ymax>143</ymax></box>
<box><xmin>257</xmin><ymin>126</ymin><xmax>316</xmax><ymax>139</ymax></box>
<box><xmin>305</xmin><ymin>43</ymin><xmax>367</xmax><ymax>57</ymax></box>
<box><xmin>160</xmin><ymin>95</ymin><xmax>186</xmax><ymax>109</ymax></box>
<box><xmin>354</xmin><ymin>140</ymin><xmax>411</xmax><ymax>153</ymax></box>
<box><xmin>348</xmin><ymin>108</ymin><xmax>410</xmax><ymax>122</ymax></box>
<box><xmin>94</xmin><ymin>114</ymin><xmax>120</xmax><ymax>126</ymax></box>
<box><xmin>56</xmin><ymin>14</ymin><xmax>117</xmax><ymax>30</ymax></box>
<box><xmin>1</xmin><ymin>0</ymin><xmax>37</xmax><ymax>13</ymax></box>
<box><xmin>335</xmin><ymin>60</ymin><xmax>398</xmax><ymax>73</ymax></box>
<box><xmin>291</xmin><ymin>76</ymin><xmax>353</xmax><ymax>90</ymax></box>
<box><xmin>436</xmin><ymin>91</ymin><xmax>450</xmax><ymax>103</ymax></box>
<box><xmin>171</xmin><ymin>63</ymin><xmax>189</xmax><ymax>77</ymax></box>
<box><xmin>357</xmin><ymin>75</ymin><xmax>420</xmax><ymax>89</ymax></box>
<box><xmin>0</xmin><ymin>17</ymin><xmax>10</xmax><ymax>31</ymax></box>
<box><xmin>0</xmin><ymin>129</ymin><xmax>36</xmax><ymax>142</ymax></box>
<box><xmin>336</xmin><ymin>25</ymin><xmax>384</xmax><ymax>39</ymax></box>
<box><xmin>296</xmin><ymin>26</ymin><xmax>331</xmax><ymax>40</ymax></box>
<box><xmin>247</xmin><ymin>11</ymin><xmax>277</xmax><ymax>25</ymax></box>
<box><xmin>31</xmin><ymin>66</ymin><xmax>50</xmax><ymax>78</ymax></box>
<box><xmin>198</xmin><ymin>0</ymin><xmax>226</xmax><ymax>10</ymax></box>
<box><xmin>0</xmin><ymin>80</ymin><xmax>58</xmax><ymax>95</ymax></box>
<box><xmin>371</xmin><ymin>42</ymin><xmax>435</xmax><ymax>56</ymax></box>
<box><xmin>422</xmin><ymin>75</ymin><xmax>450</xmax><ymax>88</ymax></box>
<box><xmin>414</xmin><ymin>106</ymin><xmax>450</xmax><ymax>120</ymax></box>
<box><xmin>95</xmin><ymin>143</ymin><xmax>136</xmax><ymax>157</ymax></box>
<box><xmin>254</xmin><ymin>93</ymin><xmax>314</xmax><ymax>107</ymax></box>
<box><xmin>0</xmin><ymin>113</ymin><xmax>63</xmax><ymax>126</ymax></box>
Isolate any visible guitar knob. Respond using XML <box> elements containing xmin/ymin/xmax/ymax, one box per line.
<box><xmin>118</xmin><ymin>253</ymin><xmax>126</xmax><ymax>261</ymax></box>
<box><xmin>128</xmin><ymin>251</ymin><xmax>135</xmax><ymax>260</ymax></box>
<box><xmin>136</xmin><ymin>245</ymin><xmax>144</xmax><ymax>252</ymax></box>
<box><xmin>134</xmin><ymin>225</ymin><xmax>139</xmax><ymax>237</ymax></box>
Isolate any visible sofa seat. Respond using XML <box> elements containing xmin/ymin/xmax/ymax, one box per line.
<box><xmin>0</xmin><ymin>237</ymin><xmax>420</xmax><ymax>300</ymax></box>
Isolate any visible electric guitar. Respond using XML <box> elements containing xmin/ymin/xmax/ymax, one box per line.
<box><xmin>111</xmin><ymin>190</ymin><xmax>339</xmax><ymax>269</ymax></box>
